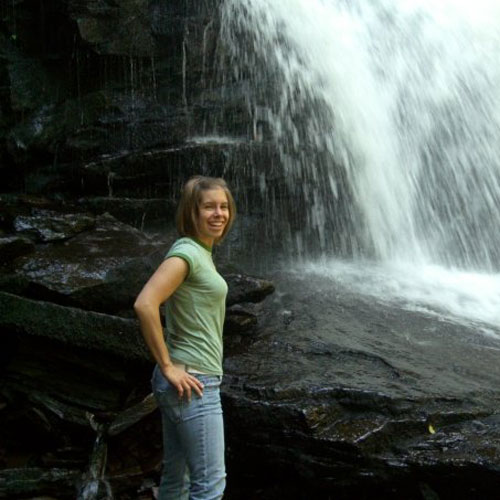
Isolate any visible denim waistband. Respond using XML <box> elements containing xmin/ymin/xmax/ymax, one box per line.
<box><xmin>152</xmin><ymin>365</ymin><xmax>222</xmax><ymax>386</ymax></box>
<box><xmin>192</xmin><ymin>373</ymin><xmax>222</xmax><ymax>387</ymax></box>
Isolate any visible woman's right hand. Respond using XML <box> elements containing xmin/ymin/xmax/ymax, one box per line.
<box><xmin>162</xmin><ymin>364</ymin><xmax>204</xmax><ymax>401</ymax></box>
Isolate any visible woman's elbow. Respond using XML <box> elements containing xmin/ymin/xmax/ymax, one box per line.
<box><xmin>134</xmin><ymin>296</ymin><xmax>151</xmax><ymax>314</ymax></box>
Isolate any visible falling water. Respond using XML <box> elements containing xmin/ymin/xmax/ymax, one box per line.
<box><xmin>219</xmin><ymin>0</ymin><xmax>500</xmax><ymax>327</ymax></box>
<box><xmin>221</xmin><ymin>0</ymin><xmax>500</xmax><ymax>270</ymax></box>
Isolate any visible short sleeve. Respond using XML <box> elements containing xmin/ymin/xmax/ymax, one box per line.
<box><xmin>165</xmin><ymin>239</ymin><xmax>199</xmax><ymax>278</ymax></box>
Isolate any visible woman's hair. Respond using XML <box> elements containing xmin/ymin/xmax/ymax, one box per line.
<box><xmin>176</xmin><ymin>176</ymin><xmax>236</xmax><ymax>244</ymax></box>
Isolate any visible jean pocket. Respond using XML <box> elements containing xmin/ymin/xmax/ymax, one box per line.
<box><xmin>155</xmin><ymin>390</ymin><xmax>183</xmax><ymax>423</ymax></box>
<box><xmin>151</xmin><ymin>365</ymin><xmax>173</xmax><ymax>393</ymax></box>
<box><xmin>152</xmin><ymin>369</ymin><xmax>182</xmax><ymax>422</ymax></box>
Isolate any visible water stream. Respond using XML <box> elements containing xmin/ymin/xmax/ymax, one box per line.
<box><xmin>220</xmin><ymin>0</ymin><xmax>500</xmax><ymax>328</ymax></box>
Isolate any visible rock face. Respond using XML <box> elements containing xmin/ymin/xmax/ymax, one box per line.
<box><xmin>222</xmin><ymin>272</ymin><xmax>500</xmax><ymax>498</ymax></box>
<box><xmin>0</xmin><ymin>196</ymin><xmax>278</xmax><ymax>498</ymax></box>
<box><xmin>0</xmin><ymin>0</ymin><xmax>283</xmax><ymax>264</ymax></box>
<box><xmin>2</xmin><ymin>210</ymin><xmax>500</xmax><ymax>499</ymax></box>
<box><xmin>1</xmin><ymin>1</ymin><xmax>500</xmax><ymax>500</ymax></box>
<box><xmin>5</xmin><ymin>212</ymin><xmax>166</xmax><ymax>314</ymax></box>
<box><xmin>1</xmin><ymin>0</ymin><xmax>248</xmax><ymax>220</ymax></box>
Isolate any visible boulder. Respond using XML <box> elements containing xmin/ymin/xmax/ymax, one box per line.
<box><xmin>0</xmin><ymin>291</ymin><xmax>148</xmax><ymax>361</ymax></box>
<box><xmin>0</xmin><ymin>468</ymin><xmax>81</xmax><ymax>499</ymax></box>
<box><xmin>225</xmin><ymin>274</ymin><xmax>275</xmax><ymax>306</ymax></box>
<box><xmin>0</xmin><ymin>235</ymin><xmax>34</xmax><ymax>261</ymax></box>
<box><xmin>13</xmin><ymin>210</ymin><xmax>95</xmax><ymax>242</ymax></box>
<box><xmin>225</xmin><ymin>304</ymin><xmax>258</xmax><ymax>333</ymax></box>
<box><xmin>6</xmin><ymin>213</ymin><xmax>166</xmax><ymax>314</ymax></box>
<box><xmin>76</xmin><ymin>197</ymin><xmax>176</xmax><ymax>231</ymax></box>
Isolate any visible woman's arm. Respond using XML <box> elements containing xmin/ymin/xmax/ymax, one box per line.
<box><xmin>134</xmin><ymin>256</ymin><xmax>204</xmax><ymax>400</ymax></box>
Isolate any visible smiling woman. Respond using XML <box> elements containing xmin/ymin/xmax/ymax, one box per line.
<box><xmin>176</xmin><ymin>176</ymin><xmax>236</xmax><ymax>248</ymax></box>
<box><xmin>196</xmin><ymin>189</ymin><xmax>231</xmax><ymax>245</ymax></box>
<box><xmin>134</xmin><ymin>176</ymin><xmax>236</xmax><ymax>499</ymax></box>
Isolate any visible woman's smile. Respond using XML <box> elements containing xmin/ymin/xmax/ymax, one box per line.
<box><xmin>197</xmin><ymin>188</ymin><xmax>230</xmax><ymax>246</ymax></box>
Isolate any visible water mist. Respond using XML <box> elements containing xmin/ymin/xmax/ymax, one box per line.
<box><xmin>220</xmin><ymin>0</ymin><xmax>500</xmax><ymax>328</ymax></box>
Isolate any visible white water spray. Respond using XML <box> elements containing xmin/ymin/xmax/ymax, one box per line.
<box><xmin>220</xmin><ymin>0</ymin><xmax>500</xmax><ymax>328</ymax></box>
<box><xmin>221</xmin><ymin>0</ymin><xmax>500</xmax><ymax>270</ymax></box>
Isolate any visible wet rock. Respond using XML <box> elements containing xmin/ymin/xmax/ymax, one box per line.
<box><xmin>77</xmin><ymin>197</ymin><xmax>176</xmax><ymax>231</ymax></box>
<box><xmin>0</xmin><ymin>235</ymin><xmax>34</xmax><ymax>261</ymax></box>
<box><xmin>0</xmin><ymin>467</ymin><xmax>80</xmax><ymax>498</ymax></box>
<box><xmin>0</xmin><ymin>292</ymin><xmax>148</xmax><ymax>361</ymax></box>
<box><xmin>2</xmin><ymin>268</ymin><xmax>499</xmax><ymax>499</ymax></box>
<box><xmin>13</xmin><ymin>210</ymin><xmax>95</xmax><ymax>242</ymax></box>
<box><xmin>225</xmin><ymin>274</ymin><xmax>275</xmax><ymax>306</ymax></box>
<box><xmin>7</xmin><ymin>91</ymin><xmax>183</xmax><ymax>166</ymax></box>
<box><xmin>0</xmin><ymin>0</ymin><xmax>227</xmax><ymax>173</ymax></box>
<box><xmin>3</xmin><ymin>209</ymin><xmax>275</xmax><ymax>315</ymax></box>
<box><xmin>224</xmin><ymin>304</ymin><xmax>257</xmax><ymax>335</ymax></box>
<box><xmin>71</xmin><ymin>0</ymin><xmax>154</xmax><ymax>56</ymax></box>
<box><xmin>0</xmin><ymin>194</ymin><xmax>57</xmax><ymax>232</ymax></box>
<box><xmin>221</xmin><ymin>272</ymin><xmax>500</xmax><ymax>499</ymax></box>
<box><xmin>8</xmin><ymin>213</ymin><xmax>166</xmax><ymax>314</ymax></box>
<box><xmin>2</xmin><ymin>2</ymin><xmax>498</xmax><ymax>499</ymax></box>
<box><xmin>5</xmin><ymin>49</ymin><xmax>59</xmax><ymax>113</ymax></box>
<box><xmin>107</xmin><ymin>393</ymin><xmax>157</xmax><ymax>437</ymax></box>
<box><xmin>223</xmin><ymin>273</ymin><xmax>276</xmax><ymax>339</ymax></box>
<box><xmin>0</xmin><ymin>273</ymin><xmax>30</xmax><ymax>298</ymax></box>
<box><xmin>71</xmin><ymin>142</ymin><xmax>249</xmax><ymax>199</ymax></box>
<box><xmin>0</xmin><ymin>328</ymin><xmax>159</xmax><ymax>500</ymax></box>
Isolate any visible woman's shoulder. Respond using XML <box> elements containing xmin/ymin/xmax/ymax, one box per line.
<box><xmin>164</xmin><ymin>238</ymin><xmax>203</xmax><ymax>277</ymax></box>
<box><xmin>170</xmin><ymin>237</ymin><xmax>195</xmax><ymax>250</ymax></box>
<box><xmin>170</xmin><ymin>237</ymin><xmax>203</xmax><ymax>252</ymax></box>
<box><xmin>166</xmin><ymin>237</ymin><xmax>204</xmax><ymax>261</ymax></box>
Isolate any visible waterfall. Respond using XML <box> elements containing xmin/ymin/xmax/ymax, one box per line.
<box><xmin>221</xmin><ymin>0</ymin><xmax>500</xmax><ymax>272</ymax></box>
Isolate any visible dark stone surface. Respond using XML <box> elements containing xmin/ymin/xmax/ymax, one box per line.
<box><xmin>225</xmin><ymin>303</ymin><xmax>259</xmax><ymax>336</ymax></box>
<box><xmin>0</xmin><ymin>235</ymin><xmax>34</xmax><ymax>262</ymax></box>
<box><xmin>0</xmin><ymin>0</ymin><xmax>286</xmax><ymax>263</ymax></box>
<box><xmin>13</xmin><ymin>210</ymin><xmax>95</xmax><ymax>242</ymax></box>
<box><xmin>221</xmin><ymin>272</ymin><xmax>500</xmax><ymax>499</ymax></box>
<box><xmin>0</xmin><ymin>328</ymin><xmax>161</xmax><ymax>498</ymax></box>
<box><xmin>0</xmin><ymin>0</ymin><xmax>228</xmax><ymax>171</ymax></box>
<box><xmin>0</xmin><ymin>291</ymin><xmax>148</xmax><ymax>361</ymax></box>
<box><xmin>1</xmin><ymin>1</ymin><xmax>500</xmax><ymax>499</ymax></box>
<box><xmin>77</xmin><ymin>196</ymin><xmax>176</xmax><ymax>232</ymax></box>
<box><xmin>225</xmin><ymin>273</ymin><xmax>275</xmax><ymax>306</ymax></box>
<box><xmin>1</xmin><ymin>218</ymin><xmax>500</xmax><ymax>498</ymax></box>
<box><xmin>4</xmin><ymin>213</ymin><xmax>166</xmax><ymax>314</ymax></box>
<box><xmin>0</xmin><ymin>467</ymin><xmax>81</xmax><ymax>498</ymax></box>
<box><xmin>0</xmin><ymin>211</ymin><xmax>276</xmax><ymax>498</ymax></box>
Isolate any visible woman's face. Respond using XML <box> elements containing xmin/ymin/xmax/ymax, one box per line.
<box><xmin>196</xmin><ymin>188</ymin><xmax>230</xmax><ymax>246</ymax></box>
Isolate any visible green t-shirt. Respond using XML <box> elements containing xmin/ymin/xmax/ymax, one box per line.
<box><xmin>164</xmin><ymin>237</ymin><xmax>228</xmax><ymax>375</ymax></box>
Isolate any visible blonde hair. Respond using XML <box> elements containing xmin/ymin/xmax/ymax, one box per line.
<box><xmin>176</xmin><ymin>176</ymin><xmax>236</xmax><ymax>244</ymax></box>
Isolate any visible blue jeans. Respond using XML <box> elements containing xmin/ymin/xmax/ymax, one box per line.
<box><xmin>151</xmin><ymin>365</ymin><xmax>226</xmax><ymax>500</ymax></box>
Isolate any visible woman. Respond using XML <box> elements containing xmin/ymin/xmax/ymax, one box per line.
<box><xmin>134</xmin><ymin>176</ymin><xmax>236</xmax><ymax>499</ymax></box>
